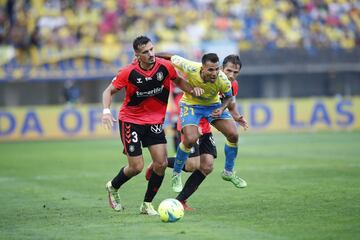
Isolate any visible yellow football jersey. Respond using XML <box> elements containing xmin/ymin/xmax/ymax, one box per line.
<box><xmin>171</xmin><ymin>55</ymin><xmax>232</xmax><ymax>106</ymax></box>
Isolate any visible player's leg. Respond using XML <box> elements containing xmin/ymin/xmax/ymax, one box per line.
<box><xmin>145</xmin><ymin>144</ymin><xmax>196</xmax><ymax>182</ymax></box>
<box><xmin>168</xmin><ymin>140</ymin><xmax>200</xmax><ymax>172</ymax></box>
<box><xmin>172</xmin><ymin>124</ymin><xmax>199</xmax><ymax>192</ymax></box>
<box><xmin>106</xmin><ymin>121</ymin><xmax>144</xmax><ymax>211</ymax></box>
<box><xmin>140</xmin><ymin>124</ymin><xmax>168</xmax><ymax>215</ymax></box>
<box><xmin>213</xmin><ymin>119</ymin><xmax>238</xmax><ymax>172</ymax></box>
<box><xmin>172</xmin><ymin>104</ymin><xmax>202</xmax><ymax>192</ymax></box>
<box><xmin>176</xmin><ymin>154</ymin><xmax>213</xmax><ymax>211</ymax></box>
<box><xmin>212</xmin><ymin>119</ymin><xmax>247</xmax><ymax>188</ymax></box>
<box><xmin>176</xmin><ymin>133</ymin><xmax>215</xmax><ymax>210</ymax></box>
<box><xmin>175</xmin><ymin>155</ymin><xmax>201</xmax><ymax>211</ymax></box>
<box><xmin>145</xmin><ymin>144</ymin><xmax>198</xmax><ymax>181</ymax></box>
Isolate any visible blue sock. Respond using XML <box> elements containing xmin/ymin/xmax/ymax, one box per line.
<box><xmin>224</xmin><ymin>141</ymin><xmax>238</xmax><ymax>172</ymax></box>
<box><xmin>173</xmin><ymin>143</ymin><xmax>191</xmax><ymax>174</ymax></box>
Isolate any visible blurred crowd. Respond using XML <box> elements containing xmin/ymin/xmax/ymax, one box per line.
<box><xmin>0</xmin><ymin>0</ymin><xmax>359</xmax><ymax>64</ymax></box>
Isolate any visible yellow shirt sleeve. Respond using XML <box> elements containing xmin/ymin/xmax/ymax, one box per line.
<box><xmin>218</xmin><ymin>71</ymin><xmax>232</xmax><ymax>98</ymax></box>
<box><xmin>171</xmin><ymin>55</ymin><xmax>200</xmax><ymax>75</ymax></box>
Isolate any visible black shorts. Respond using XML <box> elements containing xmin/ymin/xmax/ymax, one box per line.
<box><xmin>119</xmin><ymin>120</ymin><xmax>167</xmax><ymax>156</ymax></box>
<box><xmin>188</xmin><ymin>132</ymin><xmax>217</xmax><ymax>159</ymax></box>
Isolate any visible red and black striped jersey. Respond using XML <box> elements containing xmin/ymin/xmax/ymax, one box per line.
<box><xmin>112</xmin><ymin>57</ymin><xmax>178</xmax><ymax>124</ymax></box>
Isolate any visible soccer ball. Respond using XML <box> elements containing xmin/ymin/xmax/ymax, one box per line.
<box><xmin>158</xmin><ymin>198</ymin><xmax>184</xmax><ymax>223</ymax></box>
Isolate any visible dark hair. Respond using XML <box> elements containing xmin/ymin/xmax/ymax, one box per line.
<box><xmin>223</xmin><ymin>54</ymin><xmax>242</xmax><ymax>69</ymax></box>
<box><xmin>201</xmin><ymin>53</ymin><xmax>219</xmax><ymax>65</ymax></box>
<box><xmin>133</xmin><ymin>36</ymin><xmax>151</xmax><ymax>51</ymax></box>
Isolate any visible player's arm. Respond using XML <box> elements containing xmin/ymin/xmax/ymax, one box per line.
<box><xmin>172</xmin><ymin>77</ymin><xmax>204</xmax><ymax>97</ymax></box>
<box><xmin>227</xmin><ymin>99</ymin><xmax>240</xmax><ymax>119</ymax></box>
<box><xmin>211</xmin><ymin>73</ymin><xmax>233</xmax><ymax>118</ymax></box>
<box><xmin>166</xmin><ymin>56</ymin><xmax>203</xmax><ymax>96</ymax></box>
<box><xmin>228</xmin><ymin>98</ymin><xmax>249</xmax><ymax>130</ymax></box>
<box><xmin>210</xmin><ymin>93</ymin><xmax>232</xmax><ymax>118</ymax></box>
<box><xmin>170</xmin><ymin>55</ymin><xmax>199</xmax><ymax>72</ymax></box>
<box><xmin>102</xmin><ymin>83</ymin><xmax>119</xmax><ymax>130</ymax></box>
<box><xmin>155</xmin><ymin>53</ymin><xmax>173</xmax><ymax>60</ymax></box>
<box><xmin>159</xmin><ymin>54</ymin><xmax>203</xmax><ymax>96</ymax></box>
<box><xmin>220</xmin><ymin>94</ymin><xmax>233</xmax><ymax>112</ymax></box>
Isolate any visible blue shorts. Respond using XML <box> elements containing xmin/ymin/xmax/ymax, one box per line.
<box><xmin>179</xmin><ymin>102</ymin><xmax>232</xmax><ymax>129</ymax></box>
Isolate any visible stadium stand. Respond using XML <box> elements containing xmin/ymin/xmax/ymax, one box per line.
<box><xmin>1</xmin><ymin>0</ymin><xmax>359</xmax><ymax>65</ymax></box>
<box><xmin>0</xmin><ymin>0</ymin><xmax>359</xmax><ymax>104</ymax></box>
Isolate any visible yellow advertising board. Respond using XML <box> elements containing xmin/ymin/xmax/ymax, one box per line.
<box><xmin>0</xmin><ymin>105</ymin><xmax>119</xmax><ymax>141</ymax></box>
<box><xmin>240</xmin><ymin>97</ymin><xmax>359</xmax><ymax>132</ymax></box>
<box><xmin>0</xmin><ymin>97</ymin><xmax>359</xmax><ymax>141</ymax></box>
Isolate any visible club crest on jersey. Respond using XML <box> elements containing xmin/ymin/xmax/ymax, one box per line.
<box><xmin>156</xmin><ymin>72</ymin><xmax>164</xmax><ymax>81</ymax></box>
<box><xmin>150</xmin><ymin>124</ymin><xmax>163</xmax><ymax>134</ymax></box>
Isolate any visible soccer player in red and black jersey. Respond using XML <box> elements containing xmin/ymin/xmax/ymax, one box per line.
<box><xmin>221</xmin><ymin>55</ymin><xmax>246</xmax><ymax>126</ymax></box>
<box><xmin>102</xmin><ymin>36</ymin><xmax>203</xmax><ymax>215</ymax></box>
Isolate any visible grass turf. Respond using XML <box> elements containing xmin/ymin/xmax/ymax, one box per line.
<box><xmin>0</xmin><ymin>132</ymin><xmax>359</xmax><ymax>240</ymax></box>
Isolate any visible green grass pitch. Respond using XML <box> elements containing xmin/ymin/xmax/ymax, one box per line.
<box><xmin>1</xmin><ymin>132</ymin><xmax>359</xmax><ymax>240</ymax></box>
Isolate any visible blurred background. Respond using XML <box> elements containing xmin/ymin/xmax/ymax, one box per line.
<box><xmin>0</xmin><ymin>0</ymin><xmax>359</xmax><ymax>141</ymax></box>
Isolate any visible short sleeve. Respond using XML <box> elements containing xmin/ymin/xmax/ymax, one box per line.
<box><xmin>111</xmin><ymin>68</ymin><xmax>129</xmax><ymax>90</ymax></box>
<box><xmin>219</xmin><ymin>71</ymin><xmax>232</xmax><ymax>98</ymax></box>
<box><xmin>165</xmin><ymin>61</ymin><xmax>179</xmax><ymax>81</ymax></box>
<box><xmin>171</xmin><ymin>55</ymin><xmax>198</xmax><ymax>73</ymax></box>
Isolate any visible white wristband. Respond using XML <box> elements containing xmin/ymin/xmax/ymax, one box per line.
<box><xmin>103</xmin><ymin>108</ymin><xmax>111</xmax><ymax>114</ymax></box>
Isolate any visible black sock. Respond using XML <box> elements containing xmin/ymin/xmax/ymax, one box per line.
<box><xmin>144</xmin><ymin>171</ymin><xmax>164</xmax><ymax>202</ymax></box>
<box><xmin>111</xmin><ymin>167</ymin><xmax>131</xmax><ymax>189</ymax></box>
<box><xmin>167</xmin><ymin>157</ymin><xmax>189</xmax><ymax>172</ymax></box>
<box><xmin>176</xmin><ymin>170</ymin><xmax>206</xmax><ymax>202</ymax></box>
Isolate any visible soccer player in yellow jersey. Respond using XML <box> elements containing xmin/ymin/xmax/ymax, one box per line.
<box><xmin>161</xmin><ymin>53</ymin><xmax>247</xmax><ymax>192</ymax></box>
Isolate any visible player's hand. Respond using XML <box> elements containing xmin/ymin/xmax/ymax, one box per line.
<box><xmin>190</xmin><ymin>87</ymin><xmax>204</xmax><ymax>97</ymax></box>
<box><xmin>235</xmin><ymin>115</ymin><xmax>249</xmax><ymax>131</ymax></box>
<box><xmin>210</xmin><ymin>108</ymin><xmax>223</xmax><ymax>118</ymax></box>
<box><xmin>102</xmin><ymin>112</ymin><xmax>116</xmax><ymax>130</ymax></box>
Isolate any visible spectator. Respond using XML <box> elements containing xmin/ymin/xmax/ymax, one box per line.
<box><xmin>63</xmin><ymin>79</ymin><xmax>80</xmax><ymax>104</ymax></box>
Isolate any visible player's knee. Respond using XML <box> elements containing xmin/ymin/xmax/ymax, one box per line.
<box><xmin>153</xmin><ymin>159</ymin><xmax>167</xmax><ymax>172</ymax></box>
<box><xmin>158</xmin><ymin>159</ymin><xmax>168</xmax><ymax>169</ymax></box>
<box><xmin>226</xmin><ymin>132</ymin><xmax>239</xmax><ymax>143</ymax></box>
<box><xmin>200</xmin><ymin>161</ymin><xmax>213</xmax><ymax>175</ymax></box>
<box><xmin>184</xmin><ymin>135</ymin><xmax>198</xmax><ymax>146</ymax></box>
<box><xmin>185</xmin><ymin>161</ymin><xmax>198</xmax><ymax>172</ymax></box>
<box><xmin>129</xmin><ymin>162</ymin><xmax>144</xmax><ymax>175</ymax></box>
<box><xmin>127</xmin><ymin>168</ymin><xmax>142</xmax><ymax>176</ymax></box>
<box><xmin>133</xmin><ymin>167</ymin><xmax>143</xmax><ymax>175</ymax></box>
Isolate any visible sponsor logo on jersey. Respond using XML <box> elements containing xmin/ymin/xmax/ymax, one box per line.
<box><xmin>136</xmin><ymin>85</ymin><xmax>164</xmax><ymax>97</ymax></box>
